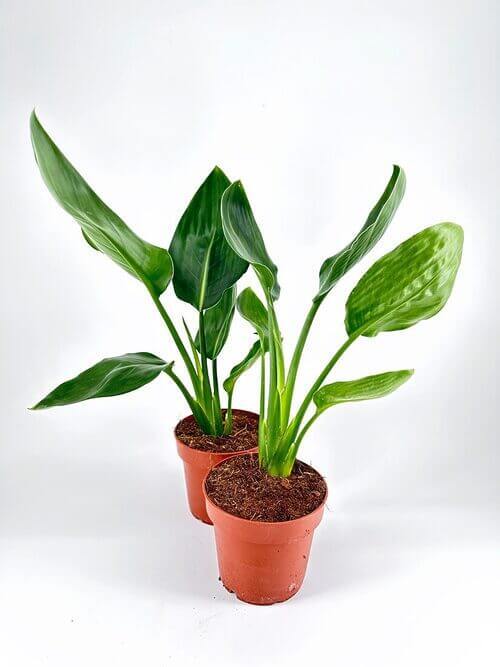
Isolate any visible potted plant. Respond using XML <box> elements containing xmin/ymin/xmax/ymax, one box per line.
<box><xmin>203</xmin><ymin>167</ymin><xmax>464</xmax><ymax>604</ymax></box>
<box><xmin>29</xmin><ymin>112</ymin><xmax>263</xmax><ymax>523</ymax></box>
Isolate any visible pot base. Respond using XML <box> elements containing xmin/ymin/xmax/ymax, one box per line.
<box><xmin>222</xmin><ymin>580</ymin><xmax>301</xmax><ymax>605</ymax></box>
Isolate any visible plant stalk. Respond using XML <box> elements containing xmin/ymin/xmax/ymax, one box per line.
<box><xmin>147</xmin><ymin>286</ymin><xmax>200</xmax><ymax>395</ymax></box>
<box><xmin>282</xmin><ymin>299</ymin><xmax>321</xmax><ymax>422</ymax></box>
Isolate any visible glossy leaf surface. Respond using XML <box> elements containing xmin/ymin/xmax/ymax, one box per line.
<box><xmin>169</xmin><ymin>168</ymin><xmax>248</xmax><ymax>310</ymax></box>
<box><xmin>314</xmin><ymin>165</ymin><xmax>406</xmax><ymax>302</ymax></box>
<box><xmin>32</xmin><ymin>353</ymin><xmax>170</xmax><ymax>409</ymax></box>
<box><xmin>221</xmin><ymin>181</ymin><xmax>280</xmax><ymax>300</ymax></box>
<box><xmin>30</xmin><ymin>112</ymin><xmax>173</xmax><ymax>295</ymax></box>
<box><xmin>195</xmin><ymin>286</ymin><xmax>236</xmax><ymax>359</ymax></box>
<box><xmin>237</xmin><ymin>287</ymin><xmax>269</xmax><ymax>340</ymax></box>
<box><xmin>313</xmin><ymin>370</ymin><xmax>413</xmax><ymax>413</ymax></box>
<box><xmin>346</xmin><ymin>223</ymin><xmax>464</xmax><ymax>337</ymax></box>
<box><xmin>223</xmin><ymin>340</ymin><xmax>262</xmax><ymax>394</ymax></box>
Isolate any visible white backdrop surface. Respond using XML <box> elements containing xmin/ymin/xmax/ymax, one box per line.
<box><xmin>1</xmin><ymin>1</ymin><xmax>498</xmax><ymax>665</ymax></box>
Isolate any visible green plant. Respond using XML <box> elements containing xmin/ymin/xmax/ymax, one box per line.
<box><xmin>29</xmin><ymin>112</ymin><xmax>260</xmax><ymax>435</ymax></box>
<box><xmin>221</xmin><ymin>168</ymin><xmax>464</xmax><ymax>476</ymax></box>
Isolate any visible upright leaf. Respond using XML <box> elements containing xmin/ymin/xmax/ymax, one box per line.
<box><xmin>346</xmin><ymin>223</ymin><xmax>464</xmax><ymax>337</ymax></box>
<box><xmin>314</xmin><ymin>165</ymin><xmax>406</xmax><ymax>302</ymax></box>
<box><xmin>237</xmin><ymin>287</ymin><xmax>269</xmax><ymax>340</ymax></box>
<box><xmin>30</xmin><ymin>112</ymin><xmax>173</xmax><ymax>295</ymax></box>
<box><xmin>169</xmin><ymin>167</ymin><xmax>248</xmax><ymax>310</ymax></box>
<box><xmin>313</xmin><ymin>370</ymin><xmax>413</xmax><ymax>414</ymax></box>
<box><xmin>221</xmin><ymin>181</ymin><xmax>280</xmax><ymax>300</ymax></box>
<box><xmin>223</xmin><ymin>340</ymin><xmax>264</xmax><ymax>395</ymax></box>
<box><xmin>31</xmin><ymin>353</ymin><xmax>170</xmax><ymax>409</ymax></box>
<box><xmin>194</xmin><ymin>286</ymin><xmax>236</xmax><ymax>359</ymax></box>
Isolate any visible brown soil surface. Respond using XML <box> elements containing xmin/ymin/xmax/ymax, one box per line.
<box><xmin>175</xmin><ymin>410</ymin><xmax>258</xmax><ymax>453</ymax></box>
<box><xmin>205</xmin><ymin>453</ymin><xmax>327</xmax><ymax>522</ymax></box>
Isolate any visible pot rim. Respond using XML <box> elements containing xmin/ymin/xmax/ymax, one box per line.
<box><xmin>174</xmin><ymin>408</ymin><xmax>259</xmax><ymax>455</ymax></box>
<box><xmin>203</xmin><ymin>452</ymin><xmax>328</xmax><ymax>528</ymax></box>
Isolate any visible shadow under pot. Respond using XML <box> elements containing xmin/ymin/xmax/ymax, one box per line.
<box><xmin>204</xmin><ymin>452</ymin><xmax>328</xmax><ymax>604</ymax></box>
<box><xmin>175</xmin><ymin>409</ymin><xmax>259</xmax><ymax>525</ymax></box>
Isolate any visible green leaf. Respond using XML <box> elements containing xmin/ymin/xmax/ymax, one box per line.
<box><xmin>314</xmin><ymin>165</ymin><xmax>406</xmax><ymax>302</ymax></box>
<box><xmin>194</xmin><ymin>286</ymin><xmax>236</xmax><ymax>359</ymax></box>
<box><xmin>313</xmin><ymin>370</ymin><xmax>414</xmax><ymax>413</ymax></box>
<box><xmin>30</xmin><ymin>112</ymin><xmax>173</xmax><ymax>296</ymax></box>
<box><xmin>237</xmin><ymin>287</ymin><xmax>269</xmax><ymax>340</ymax></box>
<box><xmin>31</xmin><ymin>353</ymin><xmax>170</xmax><ymax>409</ymax></box>
<box><xmin>169</xmin><ymin>167</ymin><xmax>248</xmax><ymax>310</ymax></box>
<box><xmin>223</xmin><ymin>340</ymin><xmax>263</xmax><ymax>395</ymax></box>
<box><xmin>221</xmin><ymin>181</ymin><xmax>280</xmax><ymax>300</ymax></box>
<box><xmin>345</xmin><ymin>223</ymin><xmax>464</xmax><ymax>337</ymax></box>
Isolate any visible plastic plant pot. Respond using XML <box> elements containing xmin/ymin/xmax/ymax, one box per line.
<box><xmin>175</xmin><ymin>410</ymin><xmax>258</xmax><ymax>524</ymax></box>
<box><xmin>204</xmin><ymin>454</ymin><xmax>327</xmax><ymax>603</ymax></box>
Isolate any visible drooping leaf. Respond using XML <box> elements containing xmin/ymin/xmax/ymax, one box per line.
<box><xmin>313</xmin><ymin>370</ymin><xmax>413</xmax><ymax>413</ymax></box>
<box><xmin>314</xmin><ymin>165</ymin><xmax>406</xmax><ymax>302</ymax></box>
<box><xmin>31</xmin><ymin>353</ymin><xmax>170</xmax><ymax>409</ymax></box>
<box><xmin>30</xmin><ymin>112</ymin><xmax>173</xmax><ymax>295</ymax></box>
<box><xmin>237</xmin><ymin>287</ymin><xmax>269</xmax><ymax>340</ymax></box>
<box><xmin>194</xmin><ymin>286</ymin><xmax>236</xmax><ymax>359</ymax></box>
<box><xmin>169</xmin><ymin>167</ymin><xmax>248</xmax><ymax>310</ymax></box>
<box><xmin>223</xmin><ymin>340</ymin><xmax>263</xmax><ymax>395</ymax></box>
<box><xmin>346</xmin><ymin>223</ymin><xmax>464</xmax><ymax>337</ymax></box>
<box><xmin>221</xmin><ymin>181</ymin><xmax>280</xmax><ymax>300</ymax></box>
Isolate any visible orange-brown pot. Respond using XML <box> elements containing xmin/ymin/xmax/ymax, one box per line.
<box><xmin>175</xmin><ymin>410</ymin><xmax>258</xmax><ymax>525</ymax></box>
<box><xmin>204</xmin><ymin>456</ymin><xmax>327</xmax><ymax>604</ymax></box>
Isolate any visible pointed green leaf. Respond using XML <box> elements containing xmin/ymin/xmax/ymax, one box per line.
<box><xmin>223</xmin><ymin>340</ymin><xmax>263</xmax><ymax>395</ymax></box>
<box><xmin>313</xmin><ymin>370</ymin><xmax>414</xmax><ymax>413</ymax></box>
<box><xmin>346</xmin><ymin>223</ymin><xmax>464</xmax><ymax>337</ymax></box>
<box><xmin>237</xmin><ymin>287</ymin><xmax>269</xmax><ymax>340</ymax></box>
<box><xmin>169</xmin><ymin>167</ymin><xmax>248</xmax><ymax>310</ymax></box>
<box><xmin>314</xmin><ymin>165</ymin><xmax>406</xmax><ymax>302</ymax></box>
<box><xmin>30</xmin><ymin>112</ymin><xmax>173</xmax><ymax>295</ymax></box>
<box><xmin>194</xmin><ymin>286</ymin><xmax>236</xmax><ymax>359</ymax></box>
<box><xmin>31</xmin><ymin>353</ymin><xmax>170</xmax><ymax>409</ymax></box>
<box><xmin>221</xmin><ymin>181</ymin><xmax>280</xmax><ymax>300</ymax></box>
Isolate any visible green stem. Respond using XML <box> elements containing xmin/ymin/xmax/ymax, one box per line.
<box><xmin>212</xmin><ymin>359</ymin><xmax>223</xmax><ymax>435</ymax></box>
<box><xmin>290</xmin><ymin>332</ymin><xmax>361</xmax><ymax>442</ymax></box>
<box><xmin>182</xmin><ymin>317</ymin><xmax>203</xmax><ymax>378</ymax></box>
<box><xmin>282</xmin><ymin>299</ymin><xmax>321</xmax><ymax>422</ymax></box>
<box><xmin>163</xmin><ymin>366</ymin><xmax>212</xmax><ymax>433</ymax></box>
<box><xmin>268</xmin><ymin>299</ymin><xmax>285</xmax><ymax>391</ymax></box>
<box><xmin>259</xmin><ymin>344</ymin><xmax>266</xmax><ymax>424</ymax></box>
<box><xmin>290</xmin><ymin>411</ymin><xmax>321</xmax><ymax>460</ymax></box>
<box><xmin>266</xmin><ymin>298</ymin><xmax>278</xmax><ymax>442</ymax></box>
<box><xmin>258</xmin><ymin>344</ymin><xmax>268</xmax><ymax>465</ymax></box>
<box><xmin>223</xmin><ymin>390</ymin><xmax>233</xmax><ymax>435</ymax></box>
<box><xmin>198</xmin><ymin>310</ymin><xmax>214</xmax><ymax>417</ymax></box>
<box><xmin>147</xmin><ymin>287</ymin><xmax>200</xmax><ymax>395</ymax></box>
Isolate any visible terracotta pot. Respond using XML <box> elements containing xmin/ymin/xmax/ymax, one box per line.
<box><xmin>175</xmin><ymin>410</ymin><xmax>258</xmax><ymax>525</ymax></box>
<box><xmin>204</xmin><ymin>456</ymin><xmax>327</xmax><ymax>604</ymax></box>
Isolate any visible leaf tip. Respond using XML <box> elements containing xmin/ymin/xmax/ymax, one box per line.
<box><xmin>30</xmin><ymin>109</ymin><xmax>43</xmax><ymax>136</ymax></box>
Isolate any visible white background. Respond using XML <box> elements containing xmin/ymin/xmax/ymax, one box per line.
<box><xmin>1</xmin><ymin>1</ymin><xmax>499</xmax><ymax>665</ymax></box>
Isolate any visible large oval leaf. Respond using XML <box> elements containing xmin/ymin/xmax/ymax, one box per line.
<box><xmin>30</xmin><ymin>112</ymin><xmax>173</xmax><ymax>296</ymax></box>
<box><xmin>169</xmin><ymin>167</ymin><xmax>248</xmax><ymax>310</ymax></box>
<box><xmin>237</xmin><ymin>287</ymin><xmax>269</xmax><ymax>340</ymax></box>
<box><xmin>313</xmin><ymin>370</ymin><xmax>413</xmax><ymax>413</ymax></box>
<box><xmin>221</xmin><ymin>181</ymin><xmax>280</xmax><ymax>300</ymax></box>
<box><xmin>314</xmin><ymin>165</ymin><xmax>406</xmax><ymax>302</ymax></box>
<box><xmin>345</xmin><ymin>223</ymin><xmax>464</xmax><ymax>337</ymax></box>
<box><xmin>194</xmin><ymin>286</ymin><xmax>236</xmax><ymax>359</ymax></box>
<box><xmin>31</xmin><ymin>353</ymin><xmax>170</xmax><ymax>409</ymax></box>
